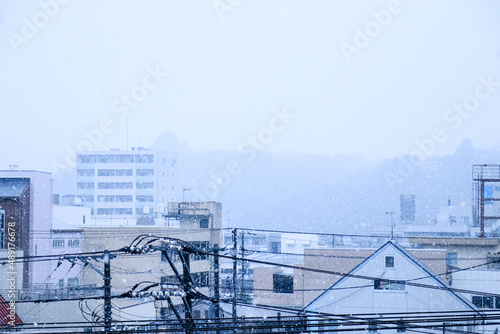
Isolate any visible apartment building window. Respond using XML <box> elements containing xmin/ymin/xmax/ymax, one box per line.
<box><xmin>78</xmin><ymin>155</ymin><xmax>97</xmax><ymax>163</ymax></box>
<box><xmin>98</xmin><ymin>155</ymin><xmax>116</xmax><ymax>163</ymax></box>
<box><xmin>97</xmin><ymin>208</ymin><xmax>113</xmax><ymax>215</ymax></box>
<box><xmin>385</xmin><ymin>256</ymin><xmax>395</xmax><ymax>268</ymax></box>
<box><xmin>98</xmin><ymin>169</ymin><xmax>116</xmax><ymax>176</ymax></box>
<box><xmin>136</xmin><ymin>195</ymin><xmax>154</xmax><ymax>202</ymax></box>
<box><xmin>116</xmin><ymin>169</ymin><xmax>133</xmax><ymax>176</ymax></box>
<box><xmin>77</xmin><ymin>169</ymin><xmax>94</xmax><ymax>176</ymax></box>
<box><xmin>98</xmin><ymin>195</ymin><xmax>115</xmax><ymax>202</ymax></box>
<box><xmin>136</xmin><ymin>182</ymin><xmax>154</xmax><ymax>189</ymax></box>
<box><xmin>116</xmin><ymin>154</ymin><xmax>134</xmax><ymax>163</ymax></box>
<box><xmin>136</xmin><ymin>154</ymin><xmax>154</xmax><ymax>163</ymax></box>
<box><xmin>115</xmin><ymin>195</ymin><xmax>133</xmax><ymax>202</ymax></box>
<box><xmin>68</xmin><ymin>239</ymin><xmax>80</xmax><ymax>248</ymax></box>
<box><xmin>446</xmin><ymin>253</ymin><xmax>458</xmax><ymax>266</ymax></box>
<box><xmin>53</xmin><ymin>239</ymin><xmax>65</xmax><ymax>248</ymax></box>
<box><xmin>374</xmin><ymin>279</ymin><xmax>405</xmax><ymax>291</ymax></box>
<box><xmin>116</xmin><ymin>182</ymin><xmax>133</xmax><ymax>189</ymax></box>
<box><xmin>136</xmin><ymin>169</ymin><xmax>154</xmax><ymax>176</ymax></box>
<box><xmin>77</xmin><ymin>182</ymin><xmax>94</xmax><ymax>189</ymax></box>
<box><xmin>98</xmin><ymin>182</ymin><xmax>116</xmax><ymax>189</ymax></box>
<box><xmin>115</xmin><ymin>208</ymin><xmax>133</xmax><ymax>215</ymax></box>
<box><xmin>79</xmin><ymin>196</ymin><xmax>94</xmax><ymax>203</ymax></box>
<box><xmin>273</xmin><ymin>274</ymin><xmax>293</xmax><ymax>294</ymax></box>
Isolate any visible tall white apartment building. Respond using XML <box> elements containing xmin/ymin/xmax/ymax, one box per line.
<box><xmin>76</xmin><ymin>148</ymin><xmax>177</xmax><ymax>220</ymax></box>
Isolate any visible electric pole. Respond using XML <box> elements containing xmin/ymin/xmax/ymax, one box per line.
<box><xmin>232</xmin><ymin>228</ymin><xmax>237</xmax><ymax>319</ymax></box>
<box><xmin>103</xmin><ymin>250</ymin><xmax>112</xmax><ymax>334</ymax></box>
<box><xmin>213</xmin><ymin>244</ymin><xmax>220</xmax><ymax>334</ymax></box>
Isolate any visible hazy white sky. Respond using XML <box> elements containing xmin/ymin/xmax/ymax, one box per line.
<box><xmin>1</xmin><ymin>0</ymin><xmax>499</xmax><ymax>173</ymax></box>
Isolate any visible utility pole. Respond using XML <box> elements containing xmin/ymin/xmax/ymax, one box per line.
<box><xmin>241</xmin><ymin>232</ymin><xmax>245</xmax><ymax>300</ymax></box>
<box><xmin>181</xmin><ymin>250</ymin><xmax>194</xmax><ymax>334</ymax></box>
<box><xmin>103</xmin><ymin>250</ymin><xmax>112</xmax><ymax>334</ymax></box>
<box><xmin>213</xmin><ymin>244</ymin><xmax>220</xmax><ymax>334</ymax></box>
<box><xmin>232</xmin><ymin>228</ymin><xmax>238</xmax><ymax>319</ymax></box>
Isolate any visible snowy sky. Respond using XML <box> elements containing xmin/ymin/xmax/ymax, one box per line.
<box><xmin>1</xmin><ymin>0</ymin><xmax>499</xmax><ymax>173</ymax></box>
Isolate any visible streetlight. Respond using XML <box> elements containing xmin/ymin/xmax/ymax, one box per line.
<box><xmin>385</xmin><ymin>211</ymin><xmax>395</xmax><ymax>240</ymax></box>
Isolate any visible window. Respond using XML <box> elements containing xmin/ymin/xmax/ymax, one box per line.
<box><xmin>273</xmin><ymin>274</ymin><xmax>293</xmax><ymax>294</ymax></box>
<box><xmin>67</xmin><ymin>277</ymin><xmax>79</xmax><ymax>287</ymax></box>
<box><xmin>98</xmin><ymin>195</ymin><xmax>115</xmax><ymax>202</ymax></box>
<box><xmin>192</xmin><ymin>271</ymin><xmax>210</xmax><ymax>287</ymax></box>
<box><xmin>136</xmin><ymin>195</ymin><xmax>154</xmax><ymax>202</ymax></box>
<box><xmin>385</xmin><ymin>256</ymin><xmax>395</xmax><ymax>268</ymax></box>
<box><xmin>68</xmin><ymin>239</ymin><xmax>80</xmax><ymax>248</ymax></box>
<box><xmin>472</xmin><ymin>296</ymin><xmax>500</xmax><ymax>309</ymax></box>
<box><xmin>116</xmin><ymin>154</ymin><xmax>134</xmax><ymax>163</ymax></box>
<box><xmin>77</xmin><ymin>169</ymin><xmax>94</xmax><ymax>176</ymax></box>
<box><xmin>98</xmin><ymin>182</ymin><xmax>115</xmax><ymax>189</ymax></box>
<box><xmin>136</xmin><ymin>169</ymin><xmax>154</xmax><ymax>176</ymax></box>
<box><xmin>200</xmin><ymin>218</ymin><xmax>209</xmax><ymax>228</ymax></box>
<box><xmin>449</xmin><ymin>216</ymin><xmax>457</xmax><ymax>225</ymax></box>
<box><xmin>98</xmin><ymin>169</ymin><xmax>116</xmax><ymax>176</ymax></box>
<box><xmin>58</xmin><ymin>279</ymin><xmax>64</xmax><ymax>288</ymax></box>
<box><xmin>115</xmin><ymin>195</ymin><xmax>133</xmax><ymax>202</ymax></box>
<box><xmin>270</xmin><ymin>242</ymin><xmax>281</xmax><ymax>253</ymax></box>
<box><xmin>97</xmin><ymin>208</ymin><xmax>113</xmax><ymax>215</ymax></box>
<box><xmin>116</xmin><ymin>182</ymin><xmax>133</xmax><ymax>189</ymax></box>
<box><xmin>116</xmin><ymin>169</ymin><xmax>133</xmax><ymax>176</ymax></box>
<box><xmin>77</xmin><ymin>182</ymin><xmax>94</xmax><ymax>189</ymax></box>
<box><xmin>136</xmin><ymin>154</ymin><xmax>154</xmax><ymax>163</ymax></box>
<box><xmin>374</xmin><ymin>279</ymin><xmax>405</xmax><ymax>291</ymax></box>
<box><xmin>0</xmin><ymin>211</ymin><xmax>5</xmax><ymax>249</ymax></box>
<box><xmin>98</xmin><ymin>155</ymin><xmax>116</xmax><ymax>163</ymax></box>
<box><xmin>53</xmin><ymin>239</ymin><xmax>65</xmax><ymax>248</ymax></box>
<box><xmin>446</xmin><ymin>253</ymin><xmax>458</xmax><ymax>266</ymax></box>
<box><xmin>136</xmin><ymin>182</ymin><xmax>154</xmax><ymax>189</ymax></box>
<box><xmin>115</xmin><ymin>208</ymin><xmax>133</xmax><ymax>215</ymax></box>
<box><xmin>78</xmin><ymin>155</ymin><xmax>97</xmax><ymax>163</ymax></box>
<box><xmin>79</xmin><ymin>196</ymin><xmax>94</xmax><ymax>203</ymax></box>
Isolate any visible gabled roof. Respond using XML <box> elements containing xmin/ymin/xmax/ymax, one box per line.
<box><xmin>0</xmin><ymin>178</ymin><xmax>29</xmax><ymax>198</ymax></box>
<box><xmin>305</xmin><ymin>240</ymin><xmax>478</xmax><ymax>313</ymax></box>
<box><xmin>0</xmin><ymin>293</ymin><xmax>22</xmax><ymax>327</ymax></box>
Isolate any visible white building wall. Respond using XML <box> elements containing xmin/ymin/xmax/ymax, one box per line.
<box><xmin>281</xmin><ymin>233</ymin><xmax>319</xmax><ymax>254</ymax></box>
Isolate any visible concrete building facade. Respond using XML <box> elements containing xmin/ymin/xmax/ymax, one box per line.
<box><xmin>76</xmin><ymin>148</ymin><xmax>177</xmax><ymax>221</ymax></box>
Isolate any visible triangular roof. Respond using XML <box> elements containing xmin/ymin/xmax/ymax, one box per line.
<box><xmin>0</xmin><ymin>293</ymin><xmax>22</xmax><ymax>327</ymax></box>
<box><xmin>305</xmin><ymin>240</ymin><xmax>478</xmax><ymax>314</ymax></box>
